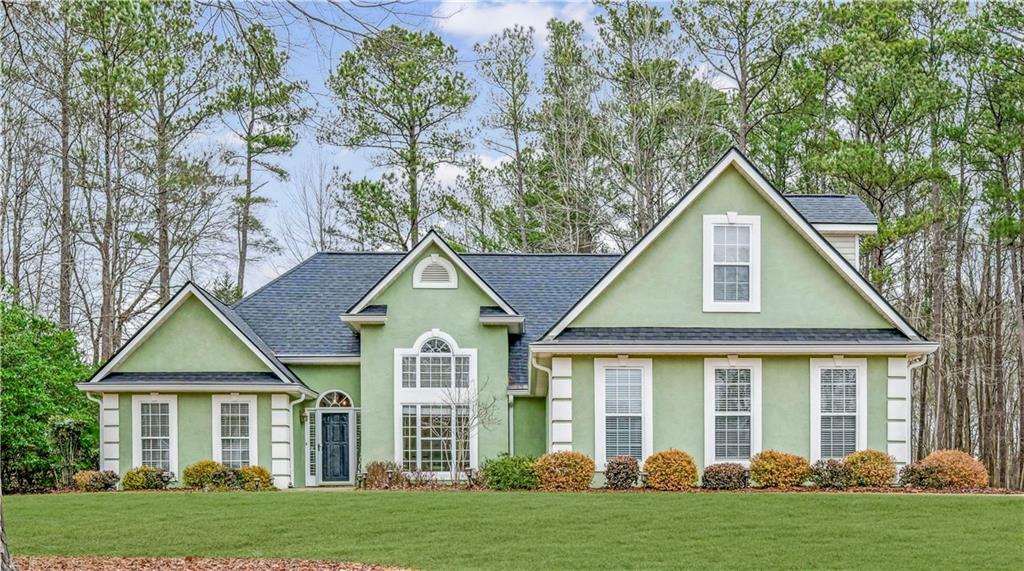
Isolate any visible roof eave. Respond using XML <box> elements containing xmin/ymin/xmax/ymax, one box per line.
<box><xmin>529</xmin><ymin>341</ymin><xmax>939</xmax><ymax>356</ymax></box>
<box><xmin>77</xmin><ymin>382</ymin><xmax>317</xmax><ymax>397</ymax></box>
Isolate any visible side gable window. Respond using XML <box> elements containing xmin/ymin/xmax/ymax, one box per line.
<box><xmin>413</xmin><ymin>255</ymin><xmax>457</xmax><ymax>289</ymax></box>
<box><xmin>703</xmin><ymin>213</ymin><xmax>761</xmax><ymax>312</ymax></box>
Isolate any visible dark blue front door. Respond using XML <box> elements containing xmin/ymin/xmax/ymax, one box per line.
<box><xmin>321</xmin><ymin>412</ymin><xmax>350</xmax><ymax>482</ymax></box>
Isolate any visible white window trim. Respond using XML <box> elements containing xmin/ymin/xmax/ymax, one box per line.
<box><xmin>212</xmin><ymin>394</ymin><xmax>259</xmax><ymax>467</ymax></box>
<box><xmin>594</xmin><ymin>357</ymin><xmax>653</xmax><ymax>471</ymax></box>
<box><xmin>810</xmin><ymin>357</ymin><xmax>867</xmax><ymax>462</ymax></box>
<box><xmin>702</xmin><ymin>213</ymin><xmax>761</xmax><ymax>313</ymax></box>
<box><xmin>393</xmin><ymin>329</ymin><xmax>478</xmax><ymax>477</ymax></box>
<box><xmin>703</xmin><ymin>358</ymin><xmax>762</xmax><ymax>467</ymax></box>
<box><xmin>412</xmin><ymin>254</ymin><xmax>458</xmax><ymax>289</ymax></box>
<box><xmin>131</xmin><ymin>395</ymin><xmax>178</xmax><ymax>475</ymax></box>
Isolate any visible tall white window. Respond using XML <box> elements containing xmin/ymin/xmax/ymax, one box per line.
<box><xmin>704</xmin><ymin>358</ymin><xmax>762</xmax><ymax>466</ymax></box>
<box><xmin>811</xmin><ymin>358</ymin><xmax>867</xmax><ymax>461</ymax></box>
<box><xmin>394</xmin><ymin>330</ymin><xmax>478</xmax><ymax>476</ymax></box>
<box><xmin>703</xmin><ymin>213</ymin><xmax>760</xmax><ymax>312</ymax></box>
<box><xmin>132</xmin><ymin>395</ymin><xmax>177</xmax><ymax>475</ymax></box>
<box><xmin>212</xmin><ymin>395</ymin><xmax>258</xmax><ymax>469</ymax></box>
<box><xmin>595</xmin><ymin>358</ymin><xmax>653</xmax><ymax>470</ymax></box>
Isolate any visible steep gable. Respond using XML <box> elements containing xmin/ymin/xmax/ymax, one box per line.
<box><xmin>548</xmin><ymin>150</ymin><xmax>921</xmax><ymax>338</ymax></box>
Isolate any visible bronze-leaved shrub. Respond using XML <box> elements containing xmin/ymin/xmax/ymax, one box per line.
<box><xmin>844</xmin><ymin>449</ymin><xmax>896</xmax><ymax>487</ymax></box>
<box><xmin>701</xmin><ymin>463</ymin><xmax>749</xmax><ymax>490</ymax></box>
<box><xmin>533</xmin><ymin>451</ymin><xmax>594</xmax><ymax>491</ymax></box>
<box><xmin>750</xmin><ymin>450</ymin><xmax>810</xmax><ymax>489</ymax></box>
<box><xmin>182</xmin><ymin>459</ymin><xmax>224</xmax><ymax>489</ymax></box>
<box><xmin>643</xmin><ymin>449</ymin><xmax>698</xmax><ymax>491</ymax></box>
<box><xmin>363</xmin><ymin>460</ymin><xmax>408</xmax><ymax>490</ymax></box>
<box><xmin>239</xmin><ymin>465</ymin><xmax>275</xmax><ymax>491</ymax></box>
<box><xmin>72</xmin><ymin>470</ymin><xmax>119</xmax><ymax>492</ymax></box>
<box><xmin>604</xmin><ymin>456</ymin><xmax>640</xmax><ymax>490</ymax></box>
<box><xmin>920</xmin><ymin>449</ymin><xmax>989</xmax><ymax>488</ymax></box>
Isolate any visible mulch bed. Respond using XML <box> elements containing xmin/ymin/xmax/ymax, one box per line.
<box><xmin>13</xmin><ymin>557</ymin><xmax>407</xmax><ymax>570</ymax></box>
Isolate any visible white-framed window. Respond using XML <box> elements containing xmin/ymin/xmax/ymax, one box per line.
<box><xmin>212</xmin><ymin>395</ymin><xmax>258</xmax><ymax>469</ymax></box>
<box><xmin>394</xmin><ymin>330</ymin><xmax>478</xmax><ymax>476</ymax></box>
<box><xmin>704</xmin><ymin>358</ymin><xmax>762</xmax><ymax>466</ymax></box>
<box><xmin>132</xmin><ymin>395</ymin><xmax>178</xmax><ymax>475</ymax></box>
<box><xmin>594</xmin><ymin>358</ymin><xmax>653</xmax><ymax>470</ymax></box>
<box><xmin>810</xmin><ymin>358</ymin><xmax>867</xmax><ymax>461</ymax></box>
<box><xmin>703</xmin><ymin>213</ymin><xmax>761</xmax><ymax>312</ymax></box>
<box><xmin>413</xmin><ymin>254</ymin><xmax>457</xmax><ymax>289</ymax></box>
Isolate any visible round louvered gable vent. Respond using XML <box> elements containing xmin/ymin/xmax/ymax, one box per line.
<box><xmin>413</xmin><ymin>255</ymin><xmax>457</xmax><ymax>288</ymax></box>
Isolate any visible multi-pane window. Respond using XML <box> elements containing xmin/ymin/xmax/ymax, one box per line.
<box><xmin>219</xmin><ymin>402</ymin><xmax>251</xmax><ymax>468</ymax></box>
<box><xmin>713</xmin><ymin>368</ymin><xmax>752</xmax><ymax>461</ymax></box>
<box><xmin>819</xmin><ymin>368</ymin><xmax>858</xmax><ymax>459</ymax></box>
<box><xmin>605</xmin><ymin>368</ymin><xmax>643</xmax><ymax>461</ymax></box>
<box><xmin>140</xmin><ymin>402</ymin><xmax>170</xmax><ymax>471</ymax></box>
<box><xmin>401</xmin><ymin>338</ymin><xmax>471</xmax><ymax>389</ymax></box>
<box><xmin>401</xmin><ymin>404</ymin><xmax>470</xmax><ymax>474</ymax></box>
<box><xmin>712</xmin><ymin>225</ymin><xmax>751</xmax><ymax>302</ymax></box>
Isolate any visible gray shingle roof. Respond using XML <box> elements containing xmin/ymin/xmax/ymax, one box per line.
<box><xmin>95</xmin><ymin>372</ymin><xmax>285</xmax><ymax>385</ymax></box>
<box><xmin>784</xmin><ymin>195</ymin><xmax>877</xmax><ymax>225</ymax></box>
<box><xmin>554</xmin><ymin>327</ymin><xmax>909</xmax><ymax>344</ymax></box>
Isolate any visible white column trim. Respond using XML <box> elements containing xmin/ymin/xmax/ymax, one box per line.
<box><xmin>100</xmin><ymin>394</ymin><xmax>120</xmax><ymax>473</ymax></box>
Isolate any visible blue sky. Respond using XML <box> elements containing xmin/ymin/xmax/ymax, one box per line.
<box><xmin>240</xmin><ymin>1</ymin><xmax>604</xmax><ymax>291</ymax></box>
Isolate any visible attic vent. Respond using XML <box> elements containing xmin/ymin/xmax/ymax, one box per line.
<box><xmin>413</xmin><ymin>254</ymin><xmax>457</xmax><ymax>289</ymax></box>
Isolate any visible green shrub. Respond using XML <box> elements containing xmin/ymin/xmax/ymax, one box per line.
<box><xmin>121</xmin><ymin>466</ymin><xmax>173</xmax><ymax>490</ymax></box>
<box><xmin>701</xmin><ymin>463</ymin><xmax>749</xmax><ymax>490</ymax></box>
<box><xmin>750</xmin><ymin>450</ymin><xmax>810</xmax><ymax>489</ymax></box>
<box><xmin>182</xmin><ymin>460</ymin><xmax>224</xmax><ymax>489</ymax></box>
<box><xmin>72</xmin><ymin>470</ymin><xmax>118</xmax><ymax>492</ymax></box>
<box><xmin>845</xmin><ymin>449</ymin><xmax>896</xmax><ymax>487</ymax></box>
<box><xmin>920</xmin><ymin>449</ymin><xmax>989</xmax><ymax>488</ymax></box>
<box><xmin>208</xmin><ymin>465</ymin><xmax>242</xmax><ymax>490</ymax></box>
<box><xmin>239</xmin><ymin>465</ymin><xmax>275</xmax><ymax>491</ymax></box>
<box><xmin>533</xmin><ymin>451</ymin><xmax>594</xmax><ymax>491</ymax></box>
<box><xmin>644</xmin><ymin>449</ymin><xmax>698</xmax><ymax>491</ymax></box>
<box><xmin>604</xmin><ymin>456</ymin><xmax>639</xmax><ymax>490</ymax></box>
<box><xmin>898</xmin><ymin>462</ymin><xmax>945</xmax><ymax>488</ymax></box>
<box><xmin>810</xmin><ymin>459</ymin><xmax>851</xmax><ymax>489</ymax></box>
<box><xmin>481</xmin><ymin>454</ymin><xmax>537</xmax><ymax>490</ymax></box>
<box><xmin>363</xmin><ymin>460</ymin><xmax>407</xmax><ymax>490</ymax></box>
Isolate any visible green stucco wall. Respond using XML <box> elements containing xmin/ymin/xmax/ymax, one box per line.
<box><xmin>513</xmin><ymin>397</ymin><xmax>546</xmax><ymax>457</ymax></box>
<box><xmin>117</xmin><ymin>393</ymin><xmax>274</xmax><ymax>477</ymax></box>
<box><xmin>116</xmin><ymin>296</ymin><xmax>269</xmax><ymax>372</ymax></box>
<box><xmin>569</xmin><ymin>355</ymin><xmax>889</xmax><ymax>469</ymax></box>
<box><xmin>571</xmin><ymin>166</ymin><xmax>892</xmax><ymax>329</ymax></box>
<box><xmin>358</xmin><ymin>244</ymin><xmax>511</xmax><ymax>465</ymax></box>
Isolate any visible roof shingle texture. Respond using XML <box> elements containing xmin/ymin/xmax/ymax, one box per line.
<box><xmin>783</xmin><ymin>195</ymin><xmax>877</xmax><ymax>225</ymax></box>
<box><xmin>554</xmin><ymin>327</ymin><xmax>909</xmax><ymax>344</ymax></box>
<box><xmin>96</xmin><ymin>372</ymin><xmax>285</xmax><ymax>384</ymax></box>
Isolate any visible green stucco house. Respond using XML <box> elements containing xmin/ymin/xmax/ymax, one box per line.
<box><xmin>78</xmin><ymin>149</ymin><xmax>937</xmax><ymax>488</ymax></box>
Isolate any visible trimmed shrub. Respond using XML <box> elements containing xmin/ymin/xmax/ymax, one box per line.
<box><xmin>182</xmin><ymin>460</ymin><xmax>224</xmax><ymax>489</ymax></box>
<box><xmin>72</xmin><ymin>470</ymin><xmax>118</xmax><ymax>492</ymax></box>
<box><xmin>898</xmin><ymin>462</ymin><xmax>945</xmax><ymax>489</ymax></box>
<box><xmin>644</xmin><ymin>449</ymin><xmax>698</xmax><ymax>491</ymax></box>
<box><xmin>533</xmin><ymin>451</ymin><xmax>594</xmax><ymax>491</ymax></box>
<box><xmin>363</xmin><ymin>460</ymin><xmax>408</xmax><ymax>490</ymax></box>
<box><xmin>239</xmin><ymin>465</ymin><xmax>275</xmax><ymax>491</ymax></box>
<box><xmin>845</xmin><ymin>449</ymin><xmax>896</xmax><ymax>487</ymax></box>
<box><xmin>921</xmin><ymin>449</ymin><xmax>989</xmax><ymax>488</ymax></box>
<box><xmin>208</xmin><ymin>465</ymin><xmax>242</xmax><ymax>491</ymax></box>
<box><xmin>809</xmin><ymin>459</ymin><xmax>851</xmax><ymax>489</ymax></box>
<box><xmin>481</xmin><ymin>454</ymin><xmax>538</xmax><ymax>490</ymax></box>
<box><xmin>121</xmin><ymin>466</ymin><xmax>173</xmax><ymax>490</ymax></box>
<box><xmin>701</xmin><ymin>463</ymin><xmax>749</xmax><ymax>490</ymax></box>
<box><xmin>750</xmin><ymin>450</ymin><xmax>810</xmax><ymax>489</ymax></box>
<box><xmin>604</xmin><ymin>456</ymin><xmax>640</xmax><ymax>490</ymax></box>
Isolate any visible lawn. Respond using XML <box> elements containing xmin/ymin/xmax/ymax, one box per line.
<box><xmin>6</xmin><ymin>491</ymin><xmax>1023</xmax><ymax>570</ymax></box>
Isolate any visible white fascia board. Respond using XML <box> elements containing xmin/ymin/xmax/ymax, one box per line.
<box><xmin>349</xmin><ymin>230</ymin><xmax>517</xmax><ymax>316</ymax></box>
<box><xmin>277</xmin><ymin>355</ymin><xmax>361</xmax><ymax>365</ymax></box>
<box><xmin>78</xmin><ymin>383</ymin><xmax>317</xmax><ymax>397</ymax></box>
<box><xmin>814</xmin><ymin>223</ymin><xmax>878</xmax><ymax>234</ymax></box>
<box><xmin>543</xmin><ymin>149</ymin><xmax>923</xmax><ymax>341</ymax></box>
<box><xmin>529</xmin><ymin>342</ymin><xmax>939</xmax><ymax>356</ymax></box>
<box><xmin>480</xmin><ymin>315</ymin><xmax>524</xmax><ymax>333</ymax></box>
<box><xmin>339</xmin><ymin>314</ymin><xmax>387</xmax><ymax>331</ymax></box>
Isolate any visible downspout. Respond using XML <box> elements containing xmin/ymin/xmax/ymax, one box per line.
<box><xmin>288</xmin><ymin>393</ymin><xmax>308</xmax><ymax>488</ymax></box>
<box><xmin>531</xmin><ymin>355</ymin><xmax>553</xmax><ymax>454</ymax></box>
<box><xmin>507</xmin><ymin>394</ymin><xmax>514</xmax><ymax>455</ymax></box>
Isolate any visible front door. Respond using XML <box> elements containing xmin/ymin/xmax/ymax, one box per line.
<box><xmin>321</xmin><ymin>412</ymin><xmax>350</xmax><ymax>482</ymax></box>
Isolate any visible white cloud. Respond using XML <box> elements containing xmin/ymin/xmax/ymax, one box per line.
<box><xmin>696</xmin><ymin>62</ymin><xmax>737</xmax><ymax>93</ymax></box>
<box><xmin>434</xmin><ymin>155</ymin><xmax>508</xmax><ymax>187</ymax></box>
<box><xmin>434</xmin><ymin>1</ymin><xmax>597</xmax><ymax>44</ymax></box>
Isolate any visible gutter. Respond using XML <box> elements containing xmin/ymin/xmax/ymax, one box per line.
<box><xmin>78</xmin><ymin>382</ymin><xmax>317</xmax><ymax>398</ymax></box>
<box><xmin>529</xmin><ymin>342</ymin><xmax>939</xmax><ymax>356</ymax></box>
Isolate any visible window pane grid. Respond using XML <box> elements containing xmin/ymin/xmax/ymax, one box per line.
<box><xmin>713</xmin><ymin>368</ymin><xmax>752</xmax><ymax>461</ymax></box>
<box><xmin>400</xmin><ymin>404</ymin><xmax>470</xmax><ymax>473</ymax></box>
<box><xmin>820</xmin><ymin>368</ymin><xmax>857</xmax><ymax>459</ymax></box>
<box><xmin>715</xmin><ymin>415</ymin><xmax>751</xmax><ymax>460</ymax></box>
<box><xmin>401</xmin><ymin>356</ymin><xmax>417</xmax><ymax>388</ymax></box>
<box><xmin>604</xmin><ymin>368</ymin><xmax>642</xmax><ymax>461</ymax></box>
<box><xmin>140</xmin><ymin>402</ymin><xmax>170</xmax><ymax>471</ymax></box>
<box><xmin>220</xmin><ymin>402</ymin><xmax>250</xmax><ymax>468</ymax></box>
<box><xmin>712</xmin><ymin>224</ymin><xmax>751</xmax><ymax>302</ymax></box>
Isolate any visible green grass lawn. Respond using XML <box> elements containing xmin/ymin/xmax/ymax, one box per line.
<box><xmin>6</xmin><ymin>490</ymin><xmax>1023</xmax><ymax>570</ymax></box>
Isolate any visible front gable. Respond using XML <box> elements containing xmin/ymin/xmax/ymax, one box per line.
<box><xmin>115</xmin><ymin>295</ymin><xmax>270</xmax><ymax>373</ymax></box>
<box><xmin>550</xmin><ymin>151</ymin><xmax>919</xmax><ymax>337</ymax></box>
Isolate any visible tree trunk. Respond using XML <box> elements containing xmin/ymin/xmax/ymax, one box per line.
<box><xmin>58</xmin><ymin>28</ymin><xmax>74</xmax><ymax>329</ymax></box>
<box><xmin>156</xmin><ymin>101</ymin><xmax>170</xmax><ymax>303</ymax></box>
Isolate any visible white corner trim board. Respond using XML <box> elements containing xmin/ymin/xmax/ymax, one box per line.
<box><xmin>809</xmin><ymin>357</ymin><xmax>867</xmax><ymax>462</ymax></box>
<box><xmin>703</xmin><ymin>358</ymin><xmax>762</xmax><ymax>467</ymax></box>
<box><xmin>100</xmin><ymin>394</ymin><xmax>120</xmax><ymax>473</ymax></box>
<box><xmin>211</xmin><ymin>394</ymin><xmax>259</xmax><ymax>468</ymax></box>
<box><xmin>548</xmin><ymin>357</ymin><xmax>574</xmax><ymax>453</ymax></box>
<box><xmin>593</xmin><ymin>357</ymin><xmax>653</xmax><ymax>471</ymax></box>
<box><xmin>886</xmin><ymin>357</ymin><xmax>912</xmax><ymax>464</ymax></box>
<box><xmin>132</xmin><ymin>394</ymin><xmax>178</xmax><ymax>476</ymax></box>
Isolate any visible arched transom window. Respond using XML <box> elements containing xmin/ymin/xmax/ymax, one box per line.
<box><xmin>317</xmin><ymin>390</ymin><xmax>353</xmax><ymax>408</ymax></box>
<box><xmin>400</xmin><ymin>335</ymin><xmax>471</xmax><ymax>389</ymax></box>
